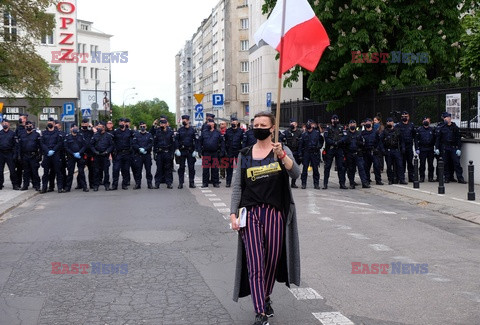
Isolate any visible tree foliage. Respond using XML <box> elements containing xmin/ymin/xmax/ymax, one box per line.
<box><xmin>460</xmin><ymin>10</ymin><xmax>480</xmax><ymax>80</ymax></box>
<box><xmin>0</xmin><ymin>0</ymin><xmax>57</xmax><ymax>107</ymax></box>
<box><xmin>111</xmin><ymin>98</ymin><xmax>176</xmax><ymax>129</ymax></box>
<box><xmin>261</xmin><ymin>0</ymin><xmax>479</xmax><ymax>111</ymax></box>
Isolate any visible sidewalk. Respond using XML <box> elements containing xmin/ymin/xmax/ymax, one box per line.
<box><xmin>325</xmin><ymin>169</ymin><xmax>480</xmax><ymax>225</ymax></box>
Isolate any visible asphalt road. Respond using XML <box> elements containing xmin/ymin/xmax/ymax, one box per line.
<box><xmin>0</xmin><ymin>166</ymin><xmax>479</xmax><ymax>325</ymax></box>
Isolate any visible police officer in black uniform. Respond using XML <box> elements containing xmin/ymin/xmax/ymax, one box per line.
<box><xmin>18</xmin><ymin>121</ymin><xmax>41</xmax><ymax>191</ymax></box>
<box><xmin>280</xmin><ymin>117</ymin><xmax>303</xmax><ymax>188</ymax></box>
<box><xmin>415</xmin><ymin>116</ymin><xmax>436</xmax><ymax>182</ymax></box>
<box><xmin>323</xmin><ymin>114</ymin><xmax>347</xmax><ymax>189</ymax></box>
<box><xmin>40</xmin><ymin>117</ymin><xmax>64</xmax><ymax>193</ymax></box>
<box><xmin>175</xmin><ymin>115</ymin><xmax>198</xmax><ymax>189</ymax></box>
<box><xmin>435</xmin><ymin>112</ymin><xmax>466</xmax><ymax>183</ymax></box>
<box><xmin>132</xmin><ymin>121</ymin><xmax>154</xmax><ymax>189</ymax></box>
<box><xmin>48</xmin><ymin>120</ymin><xmax>67</xmax><ymax>192</ymax></box>
<box><xmin>0</xmin><ymin>119</ymin><xmax>19</xmax><ymax>190</ymax></box>
<box><xmin>153</xmin><ymin>118</ymin><xmax>174</xmax><ymax>189</ymax></box>
<box><xmin>395</xmin><ymin>111</ymin><xmax>416</xmax><ymax>182</ymax></box>
<box><xmin>343</xmin><ymin>120</ymin><xmax>370</xmax><ymax>189</ymax></box>
<box><xmin>224</xmin><ymin>117</ymin><xmax>244</xmax><ymax>187</ymax></box>
<box><xmin>64</xmin><ymin>124</ymin><xmax>89</xmax><ymax>192</ymax></box>
<box><xmin>80</xmin><ymin>118</ymin><xmax>95</xmax><ymax>189</ymax></box>
<box><xmin>91</xmin><ymin>121</ymin><xmax>114</xmax><ymax>191</ymax></box>
<box><xmin>299</xmin><ymin>119</ymin><xmax>324</xmax><ymax>189</ymax></box>
<box><xmin>14</xmin><ymin>113</ymin><xmax>28</xmax><ymax>188</ymax></box>
<box><xmin>361</xmin><ymin>118</ymin><xmax>383</xmax><ymax>185</ymax></box>
<box><xmin>111</xmin><ymin>118</ymin><xmax>134</xmax><ymax>190</ymax></box>
<box><xmin>380</xmin><ymin>117</ymin><xmax>407</xmax><ymax>185</ymax></box>
<box><xmin>242</xmin><ymin>118</ymin><xmax>257</xmax><ymax>148</ymax></box>
<box><xmin>199</xmin><ymin>118</ymin><xmax>225</xmax><ymax>188</ymax></box>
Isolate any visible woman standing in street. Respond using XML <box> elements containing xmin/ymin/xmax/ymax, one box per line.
<box><xmin>230</xmin><ymin>112</ymin><xmax>301</xmax><ymax>325</ymax></box>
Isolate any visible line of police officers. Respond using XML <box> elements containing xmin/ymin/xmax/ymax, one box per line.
<box><xmin>0</xmin><ymin>110</ymin><xmax>467</xmax><ymax>193</ymax></box>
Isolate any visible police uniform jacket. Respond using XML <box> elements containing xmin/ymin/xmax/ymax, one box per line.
<box><xmin>415</xmin><ymin>126</ymin><xmax>435</xmax><ymax>151</ymax></box>
<box><xmin>395</xmin><ymin>122</ymin><xmax>416</xmax><ymax>145</ymax></box>
<box><xmin>133</xmin><ymin>130</ymin><xmax>154</xmax><ymax>154</ymax></box>
<box><xmin>361</xmin><ymin>129</ymin><xmax>380</xmax><ymax>152</ymax></box>
<box><xmin>225</xmin><ymin>127</ymin><xmax>244</xmax><ymax>155</ymax></box>
<box><xmin>19</xmin><ymin>131</ymin><xmax>41</xmax><ymax>156</ymax></box>
<box><xmin>280</xmin><ymin>128</ymin><xmax>302</xmax><ymax>153</ymax></box>
<box><xmin>113</xmin><ymin>128</ymin><xmax>134</xmax><ymax>153</ymax></box>
<box><xmin>91</xmin><ymin>132</ymin><xmax>114</xmax><ymax>155</ymax></box>
<box><xmin>324</xmin><ymin>124</ymin><xmax>345</xmax><ymax>149</ymax></box>
<box><xmin>435</xmin><ymin>122</ymin><xmax>461</xmax><ymax>151</ymax></box>
<box><xmin>242</xmin><ymin>129</ymin><xmax>257</xmax><ymax>148</ymax></box>
<box><xmin>64</xmin><ymin>133</ymin><xmax>87</xmax><ymax>157</ymax></box>
<box><xmin>175</xmin><ymin>126</ymin><xmax>197</xmax><ymax>152</ymax></box>
<box><xmin>380</xmin><ymin>127</ymin><xmax>405</xmax><ymax>152</ymax></box>
<box><xmin>41</xmin><ymin>129</ymin><xmax>63</xmax><ymax>155</ymax></box>
<box><xmin>343</xmin><ymin>130</ymin><xmax>365</xmax><ymax>155</ymax></box>
<box><xmin>299</xmin><ymin>129</ymin><xmax>324</xmax><ymax>155</ymax></box>
<box><xmin>199</xmin><ymin>128</ymin><xmax>225</xmax><ymax>154</ymax></box>
<box><xmin>0</xmin><ymin>129</ymin><xmax>18</xmax><ymax>154</ymax></box>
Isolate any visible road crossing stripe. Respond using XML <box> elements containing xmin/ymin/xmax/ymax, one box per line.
<box><xmin>288</xmin><ymin>287</ymin><xmax>323</xmax><ymax>300</ymax></box>
<box><xmin>312</xmin><ymin>312</ymin><xmax>354</xmax><ymax>325</ymax></box>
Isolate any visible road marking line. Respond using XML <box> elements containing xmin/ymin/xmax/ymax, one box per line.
<box><xmin>209</xmin><ymin>198</ymin><xmax>221</xmax><ymax>201</ymax></box>
<box><xmin>334</xmin><ymin>225</ymin><xmax>352</xmax><ymax>230</ymax></box>
<box><xmin>213</xmin><ymin>202</ymin><xmax>226</xmax><ymax>207</ymax></box>
<box><xmin>347</xmin><ymin>233</ymin><xmax>370</xmax><ymax>240</ymax></box>
<box><xmin>218</xmin><ymin>208</ymin><xmax>230</xmax><ymax>213</ymax></box>
<box><xmin>452</xmin><ymin>197</ymin><xmax>480</xmax><ymax>206</ymax></box>
<box><xmin>393</xmin><ymin>185</ymin><xmax>480</xmax><ymax>205</ymax></box>
<box><xmin>319</xmin><ymin>197</ymin><xmax>371</xmax><ymax>206</ymax></box>
<box><xmin>369</xmin><ymin>244</ymin><xmax>393</xmax><ymax>251</ymax></box>
<box><xmin>319</xmin><ymin>217</ymin><xmax>334</xmax><ymax>222</ymax></box>
<box><xmin>205</xmin><ymin>194</ymin><xmax>217</xmax><ymax>197</ymax></box>
<box><xmin>201</xmin><ymin>190</ymin><xmax>212</xmax><ymax>193</ymax></box>
<box><xmin>312</xmin><ymin>311</ymin><xmax>354</xmax><ymax>325</ymax></box>
<box><xmin>289</xmin><ymin>288</ymin><xmax>323</xmax><ymax>300</ymax></box>
<box><xmin>391</xmin><ymin>256</ymin><xmax>418</xmax><ymax>264</ymax></box>
<box><xmin>222</xmin><ymin>215</ymin><xmax>228</xmax><ymax>220</ymax></box>
<box><xmin>430</xmin><ymin>277</ymin><xmax>451</xmax><ymax>282</ymax></box>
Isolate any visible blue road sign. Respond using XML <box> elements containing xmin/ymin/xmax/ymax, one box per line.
<box><xmin>195</xmin><ymin>104</ymin><xmax>204</xmax><ymax>112</ymax></box>
<box><xmin>81</xmin><ymin>108</ymin><xmax>91</xmax><ymax>117</ymax></box>
<box><xmin>195</xmin><ymin>111</ymin><xmax>204</xmax><ymax>121</ymax></box>
<box><xmin>212</xmin><ymin>94</ymin><xmax>224</xmax><ymax>106</ymax></box>
<box><xmin>267</xmin><ymin>92</ymin><xmax>272</xmax><ymax>108</ymax></box>
<box><xmin>0</xmin><ymin>114</ymin><xmax>3</xmax><ymax>123</ymax></box>
<box><xmin>63</xmin><ymin>102</ymin><xmax>75</xmax><ymax>116</ymax></box>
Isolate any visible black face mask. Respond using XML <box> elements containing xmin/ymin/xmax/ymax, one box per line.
<box><xmin>2</xmin><ymin>125</ymin><xmax>8</xmax><ymax>130</ymax></box>
<box><xmin>306</xmin><ymin>124</ymin><xmax>312</xmax><ymax>130</ymax></box>
<box><xmin>160</xmin><ymin>125</ymin><xmax>166</xmax><ymax>130</ymax></box>
<box><xmin>365</xmin><ymin>123</ymin><xmax>372</xmax><ymax>129</ymax></box>
<box><xmin>423</xmin><ymin>121</ymin><xmax>429</xmax><ymax>127</ymax></box>
<box><xmin>349</xmin><ymin>126</ymin><xmax>356</xmax><ymax>131</ymax></box>
<box><xmin>333</xmin><ymin>121</ymin><xmax>339</xmax><ymax>126</ymax></box>
<box><xmin>386</xmin><ymin>124</ymin><xmax>393</xmax><ymax>129</ymax></box>
<box><xmin>232</xmin><ymin>124</ymin><xmax>237</xmax><ymax>129</ymax></box>
<box><xmin>120</xmin><ymin>124</ymin><xmax>125</xmax><ymax>129</ymax></box>
<box><xmin>47</xmin><ymin>123</ymin><xmax>54</xmax><ymax>129</ymax></box>
<box><xmin>290</xmin><ymin>124</ymin><xmax>295</xmax><ymax>130</ymax></box>
<box><xmin>253</xmin><ymin>128</ymin><xmax>271</xmax><ymax>140</ymax></box>
<box><xmin>82</xmin><ymin>126</ymin><xmax>88</xmax><ymax>130</ymax></box>
<box><xmin>19</xmin><ymin>118</ymin><xmax>23</xmax><ymax>124</ymax></box>
<box><xmin>125</xmin><ymin>125</ymin><xmax>130</xmax><ymax>129</ymax></box>
<box><xmin>182</xmin><ymin>121</ymin><xmax>187</xmax><ymax>126</ymax></box>
<box><xmin>401</xmin><ymin>117</ymin><xmax>408</xmax><ymax>122</ymax></box>
<box><xmin>26</xmin><ymin>126</ymin><xmax>33</xmax><ymax>131</ymax></box>
<box><xmin>72</xmin><ymin>128</ymin><xmax>79</xmax><ymax>134</ymax></box>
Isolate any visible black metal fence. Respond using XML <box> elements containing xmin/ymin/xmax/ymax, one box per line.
<box><xmin>272</xmin><ymin>80</ymin><xmax>480</xmax><ymax>139</ymax></box>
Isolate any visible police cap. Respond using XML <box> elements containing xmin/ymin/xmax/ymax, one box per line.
<box><xmin>386</xmin><ymin>117</ymin><xmax>394</xmax><ymax>122</ymax></box>
<box><xmin>441</xmin><ymin>112</ymin><xmax>451</xmax><ymax>118</ymax></box>
<box><xmin>181</xmin><ymin>115</ymin><xmax>190</xmax><ymax>120</ymax></box>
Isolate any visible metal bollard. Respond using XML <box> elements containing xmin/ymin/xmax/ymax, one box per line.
<box><xmin>468</xmin><ymin>161</ymin><xmax>475</xmax><ymax>201</ymax></box>
<box><xmin>438</xmin><ymin>158</ymin><xmax>445</xmax><ymax>194</ymax></box>
<box><xmin>413</xmin><ymin>155</ymin><xmax>419</xmax><ymax>189</ymax></box>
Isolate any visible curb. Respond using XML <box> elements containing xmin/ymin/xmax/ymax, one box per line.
<box><xmin>0</xmin><ymin>190</ymin><xmax>40</xmax><ymax>220</ymax></box>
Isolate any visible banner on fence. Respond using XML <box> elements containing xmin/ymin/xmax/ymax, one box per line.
<box><xmin>446</xmin><ymin>93</ymin><xmax>461</xmax><ymax>126</ymax></box>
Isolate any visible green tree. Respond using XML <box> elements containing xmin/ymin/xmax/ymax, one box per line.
<box><xmin>460</xmin><ymin>10</ymin><xmax>480</xmax><ymax>80</ymax></box>
<box><xmin>261</xmin><ymin>0</ymin><xmax>479</xmax><ymax>111</ymax></box>
<box><xmin>0</xmin><ymin>0</ymin><xmax>57</xmax><ymax>108</ymax></box>
<box><xmin>111</xmin><ymin>98</ymin><xmax>175</xmax><ymax>129</ymax></box>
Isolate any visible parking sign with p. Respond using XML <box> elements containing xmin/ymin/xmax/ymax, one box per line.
<box><xmin>212</xmin><ymin>94</ymin><xmax>224</xmax><ymax>107</ymax></box>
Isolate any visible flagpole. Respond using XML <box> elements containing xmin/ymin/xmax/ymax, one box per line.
<box><xmin>274</xmin><ymin>0</ymin><xmax>287</xmax><ymax>144</ymax></box>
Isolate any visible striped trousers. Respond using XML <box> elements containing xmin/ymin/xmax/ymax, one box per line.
<box><xmin>240</xmin><ymin>204</ymin><xmax>284</xmax><ymax>314</ymax></box>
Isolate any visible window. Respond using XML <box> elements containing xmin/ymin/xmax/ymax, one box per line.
<box><xmin>241</xmin><ymin>83</ymin><xmax>249</xmax><ymax>94</ymax></box>
<box><xmin>241</xmin><ymin>61</ymin><xmax>249</xmax><ymax>72</ymax></box>
<box><xmin>3</xmin><ymin>12</ymin><xmax>17</xmax><ymax>42</ymax></box>
<box><xmin>240</xmin><ymin>40</ymin><xmax>249</xmax><ymax>51</ymax></box>
<box><xmin>240</xmin><ymin>18</ymin><xmax>249</xmax><ymax>30</ymax></box>
<box><xmin>81</xmin><ymin>24</ymin><xmax>89</xmax><ymax>31</ymax></box>
<box><xmin>40</xmin><ymin>14</ymin><xmax>54</xmax><ymax>45</ymax></box>
<box><xmin>50</xmin><ymin>65</ymin><xmax>61</xmax><ymax>86</ymax></box>
<box><xmin>91</xmin><ymin>68</ymin><xmax>98</xmax><ymax>79</ymax></box>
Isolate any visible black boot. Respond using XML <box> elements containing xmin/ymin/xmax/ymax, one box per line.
<box><xmin>291</xmin><ymin>179</ymin><xmax>298</xmax><ymax>188</ymax></box>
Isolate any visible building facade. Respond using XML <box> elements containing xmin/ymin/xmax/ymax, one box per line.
<box><xmin>175</xmin><ymin>0</ymin><xmax>303</xmax><ymax>125</ymax></box>
<box><xmin>0</xmin><ymin>1</ymin><xmax>112</xmax><ymax>128</ymax></box>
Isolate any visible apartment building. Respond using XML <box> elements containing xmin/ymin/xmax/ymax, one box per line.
<box><xmin>175</xmin><ymin>0</ymin><xmax>303</xmax><ymax>125</ymax></box>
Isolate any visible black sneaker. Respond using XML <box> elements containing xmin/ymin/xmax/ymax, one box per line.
<box><xmin>253</xmin><ymin>313</ymin><xmax>269</xmax><ymax>325</ymax></box>
<box><xmin>265</xmin><ymin>298</ymin><xmax>274</xmax><ymax>317</ymax></box>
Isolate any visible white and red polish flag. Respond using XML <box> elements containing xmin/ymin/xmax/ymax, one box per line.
<box><xmin>254</xmin><ymin>0</ymin><xmax>330</xmax><ymax>77</ymax></box>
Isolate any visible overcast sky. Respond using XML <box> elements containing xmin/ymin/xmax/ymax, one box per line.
<box><xmin>77</xmin><ymin>0</ymin><xmax>220</xmax><ymax>112</ymax></box>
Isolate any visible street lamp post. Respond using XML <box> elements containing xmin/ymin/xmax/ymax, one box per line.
<box><xmin>122</xmin><ymin>87</ymin><xmax>136</xmax><ymax>116</ymax></box>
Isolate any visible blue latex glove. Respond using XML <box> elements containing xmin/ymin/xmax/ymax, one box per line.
<box><xmin>48</xmin><ymin>150</ymin><xmax>55</xmax><ymax>157</ymax></box>
<box><xmin>415</xmin><ymin>150</ymin><xmax>420</xmax><ymax>155</ymax></box>
<box><xmin>74</xmin><ymin>152</ymin><xmax>81</xmax><ymax>159</ymax></box>
<box><xmin>175</xmin><ymin>149</ymin><xmax>181</xmax><ymax>157</ymax></box>
<box><xmin>434</xmin><ymin>149</ymin><xmax>440</xmax><ymax>155</ymax></box>
<box><xmin>456</xmin><ymin>150</ymin><xmax>461</xmax><ymax>157</ymax></box>
<box><xmin>192</xmin><ymin>151</ymin><xmax>198</xmax><ymax>158</ymax></box>
<box><xmin>139</xmin><ymin>148</ymin><xmax>146</xmax><ymax>154</ymax></box>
